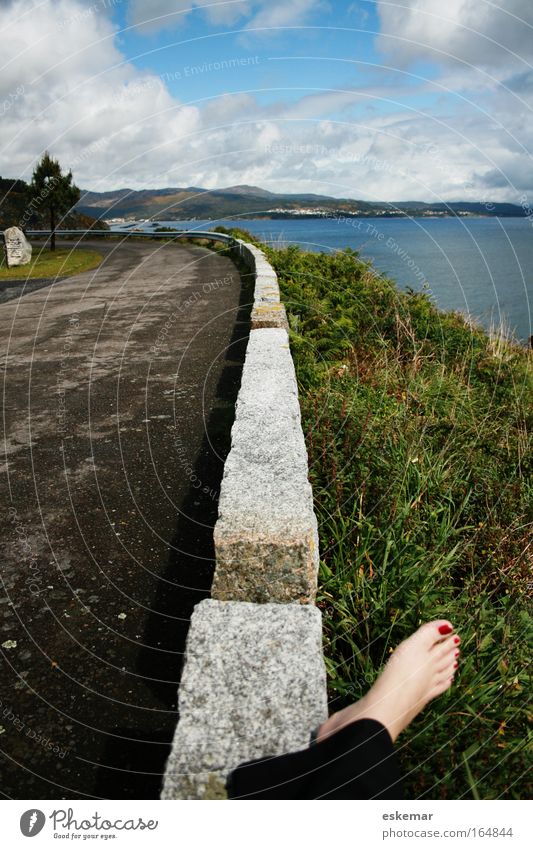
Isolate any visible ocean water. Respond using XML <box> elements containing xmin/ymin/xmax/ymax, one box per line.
<box><xmin>129</xmin><ymin>217</ymin><xmax>533</xmax><ymax>342</ymax></box>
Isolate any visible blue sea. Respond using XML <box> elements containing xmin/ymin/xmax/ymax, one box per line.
<box><xmin>121</xmin><ymin>217</ymin><xmax>533</xmax><ymax>342</ymax></box>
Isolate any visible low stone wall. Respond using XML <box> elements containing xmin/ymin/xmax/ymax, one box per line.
<box><xmin>161</xmin><ymin>240</ymin><xmax>326</xmax><ymax>799</ymax></box>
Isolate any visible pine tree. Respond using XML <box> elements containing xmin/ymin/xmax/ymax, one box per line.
<box><xmin>29</xmin><ymin>152</ymin><xmax>80</xmax><ymax>251</ymax></box>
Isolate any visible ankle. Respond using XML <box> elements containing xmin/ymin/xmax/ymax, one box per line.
<box><xmin>316</xmin><ymin>695</ymin><xmax>371</xmax><ymax>743</ymax></box>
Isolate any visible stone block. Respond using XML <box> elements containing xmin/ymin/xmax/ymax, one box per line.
<box><xmin>212</xmin><ymin>328</ymin><xmax>319</xmax><ymax>603</ymax></box>
<box><xmin>161</xmin><ymin>599</ymin><xmax>328</xmax><ymax>799</ymax></box>
<box><xmin>251</xmin><ymin>302</ymin><xmax>289</xmax><ymax>330</ymax></box>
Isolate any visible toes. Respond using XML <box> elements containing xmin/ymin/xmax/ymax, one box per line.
<box><xmin>436</xmin><ymin>653</ymin><xmax>458</xmax><ymax>675</ymax></box>
<box><xmin>430</xmin><ymin>677</ymin><xmax>454</xmax><ymax>699</ymax></box>
<box><xmin>416</xmin><ymin>620</ymin><xmax>454</xmax><ymax>648</ymax></box>
<box><xmin>433</xmin><ymin>637</ymin><xmax>459</xmax><ymax>664</ymax></box>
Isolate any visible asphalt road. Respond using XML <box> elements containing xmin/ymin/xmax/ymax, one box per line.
<box><xmin>0</xmin><ymin>239</ymin><xmax>250</xmax><ymax>798</ymax></box>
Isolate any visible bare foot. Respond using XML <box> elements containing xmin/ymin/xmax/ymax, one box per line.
<box><xmin>317</xmin><ymin>620</ymin><xmax>460</xmax><ymax>744</ymax></box>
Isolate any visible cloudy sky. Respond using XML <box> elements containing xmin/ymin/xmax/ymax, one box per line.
<box><xmin>1</xmin><ymin>0</ymin><xmax>532</xmax><ymax>201</ymax></box>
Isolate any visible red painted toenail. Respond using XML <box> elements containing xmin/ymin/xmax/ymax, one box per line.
<box><xmin>453</xmin><ymin>661</ymin><xmax>458</xmax><ymax>668</ymax></box>
<box><xmin>438</xmin><ymin>624</ymin><xmax>453</xmax><ymax>635</ymax></box>
<box><xmin>455</xmin><ymin>651</ymin><xmax>460</xmax><ymax>657</ymax></box>
<box><xmin>454</xmin><ymin>636</ymin><xmax>460</xmax><ymax>644</ymax></box>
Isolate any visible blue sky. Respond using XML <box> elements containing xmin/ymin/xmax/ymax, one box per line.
<box><xmin>119</xmin><ymin>3</ymin><xmax>382</xmax><ymax>101</ymax></box>
<box><xmin>1</xmin><ymin>0</ymin><xmax>532</xmax><ymax>201</ymax></box>
<box><xmin>117</xmin><ymin>2</ymin><xmax>441</xmax><ymax>118</ymax></box>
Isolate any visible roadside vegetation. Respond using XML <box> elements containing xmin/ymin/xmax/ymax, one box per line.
<box><xmin>0</xmin><ymin>247</ymin><xmax>102</xmax><ymax>281</ymax></box>
<box><xmin>224</xmin><ymin>228</ymin><xmax>532</xmax><ymax>799</ymax></box>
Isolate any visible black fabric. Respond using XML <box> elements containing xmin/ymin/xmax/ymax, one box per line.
<box><xmin>227</xmin><ymin>718</ymin><xmax>404</xmax><ymax>800</ymax></box>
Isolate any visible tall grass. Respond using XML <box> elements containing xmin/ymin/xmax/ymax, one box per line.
<box><xmin>257</xmin><ymin>239</ymin><xmax>531</xmax><ymax>799</ymax></box>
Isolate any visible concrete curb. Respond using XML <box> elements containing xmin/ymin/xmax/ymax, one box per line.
<box><xmin>161</xmin><ymin>241</ymin><xmax>326</xmax><ymax>799</ymax></box>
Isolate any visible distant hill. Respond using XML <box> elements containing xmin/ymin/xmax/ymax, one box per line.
<box><xmin>73</xmin><ymin>184</ymin><xmax>527</xmax><ymax>221</ymax></box>
<box><xmin>0</xmin><ymin>177</ymin><xmax>107</xmax><ymax>231</ymax></box>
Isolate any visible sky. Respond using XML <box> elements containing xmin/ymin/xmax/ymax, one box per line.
<box><xmin>1</xmin><ymin>0</ymin><xmax>533</xmax><ymax>202</ymax></box>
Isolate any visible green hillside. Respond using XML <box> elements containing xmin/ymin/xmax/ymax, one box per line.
<box><xmin>75</xmin><ymin>184</ymin><xmax>527</xmax><ymax>221</ymax></box>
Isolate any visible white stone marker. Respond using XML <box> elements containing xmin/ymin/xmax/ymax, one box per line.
<box><xmin>3</xmin><ymin>226</ymin><xmax>32</xmax><ymax>267</ymax></box>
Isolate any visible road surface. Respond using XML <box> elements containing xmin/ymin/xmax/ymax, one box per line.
<box><xmin>0</xmin><ymin>238</ymin><xmax>249</xmax><ymax>798</ymax></box>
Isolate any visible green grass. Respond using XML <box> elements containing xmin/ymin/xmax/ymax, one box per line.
<box><xmin>0</xmin><ymin>247</ymin><xmax>102</xmax><ymax>280</ymax></box>
<box><xmin>225</xmin><ymin>230</ymin><xmax>532</xmax><ymax>799</ymax></box>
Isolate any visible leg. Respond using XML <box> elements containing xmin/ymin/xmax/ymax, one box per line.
<box><xmin>317</xmin><ymin>619</ymin><xmax>460</xmax><ymax>744</ymax></box>
<box><xmin>227</xmin><ymin>620</ymin><xmax>460</xmax><ymax>799</ymax></box>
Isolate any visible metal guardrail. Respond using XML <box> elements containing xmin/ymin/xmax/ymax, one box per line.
<box><xmin>26</xmin><ymin>229</ymin><xmax>237</xmax><ymax>244</ymax></box>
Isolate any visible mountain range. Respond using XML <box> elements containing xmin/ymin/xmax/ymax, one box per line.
<box><xmin>75</xmin><ymin>184</ymin><xmax>527</xmax><ymax>222</ymax></box>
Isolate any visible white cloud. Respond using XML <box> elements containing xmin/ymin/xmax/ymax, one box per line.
<box><xmin>377</xmin><ymin>0</ymin><xmax>533</xmax><ymax>71</ymax></box>
<box><xmin>0</xmin><ymin>0</ymin><xmax>532</xmax><ymax>203</ymax></box>
<box><xmin>245</xmin><ymin>0</ymin><xmax>327</xmax><ymax>31</ymax></box>
<box><xmin>0</xmin><ymin>0</ymin><xmax>200</xmax><ymax>187</ymax></box>
<box><xmin>128</xmin><ymin>1</ymin><xmax>252</xmax><ymax>34</ymax></box>
<box><xmin>370</xmin><ymin>0</ymin><xmax>533</xmax><ymax>200</ymax></box>
<box><xmin>128</xmin><ymin>0</ymin><xmax>324</xmax><ymax>34</ymax></box>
